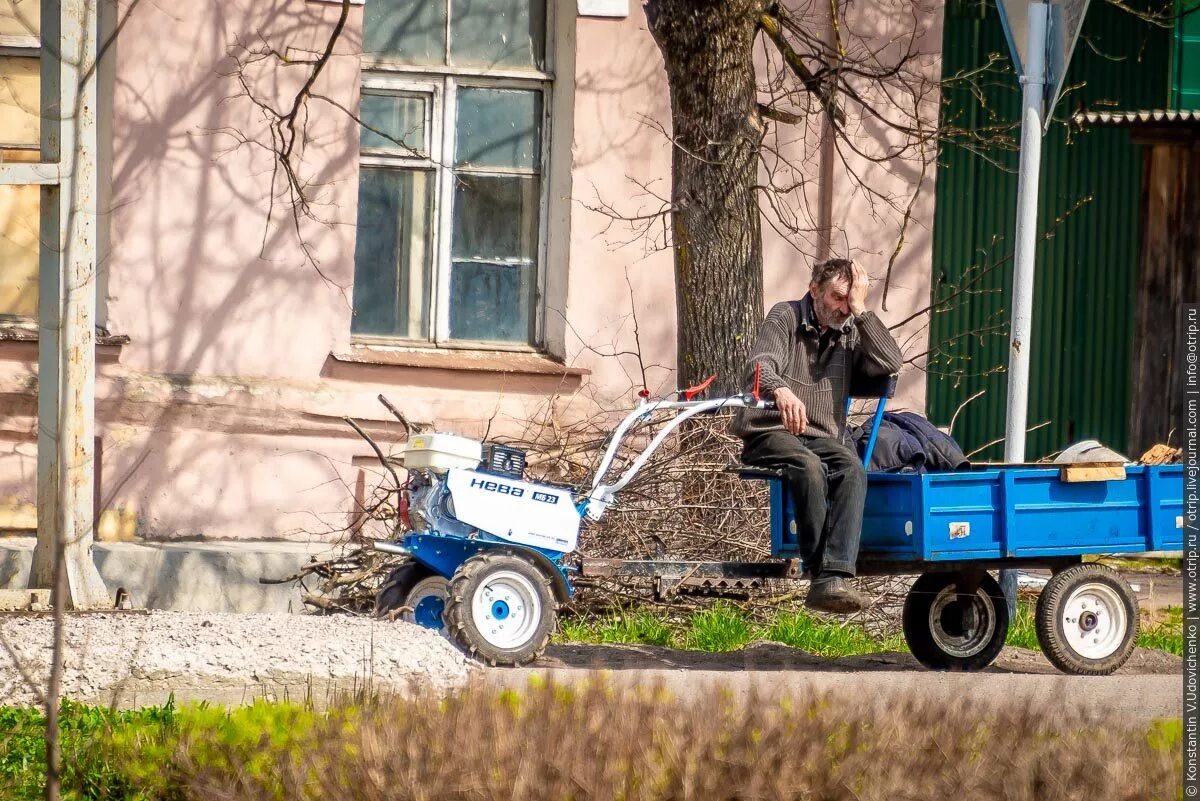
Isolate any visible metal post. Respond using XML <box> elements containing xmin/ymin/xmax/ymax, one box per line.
<box><xmin>999</xmin><ymin>2</ymin><xmax>1049</xmax><ymax>609</ymax></box>
<box><xmin>1003</xmin><ymin>1</ymin><xmax>1049</xmax><ymax>466</ymax></box>
<box><xmin>26</xmin><ymin>0</ymin><xmax>109</xmax><ymax>609</ymax></box>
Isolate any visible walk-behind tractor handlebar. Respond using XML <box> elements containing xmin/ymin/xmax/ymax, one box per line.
<box><xmin>582</xmin><ymin>391</ymin><xmax>774</xmax><ymax>522</ymax></box>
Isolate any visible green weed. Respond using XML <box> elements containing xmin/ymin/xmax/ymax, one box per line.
<box><xmin>1005</xmin><ymin>600</ymin><xmax>1040</xmax><ymax>650</ymax></box>
<box><xmin>1137</xmin><ymin>622</ymin><xmax>1183</xmax><ymax>656</ymax></box>
<box><xmin>557</xmin><ymin>604</ymin><xmax>904</xmax><ymax>657</ymax></box>
<box><xmin>559</xmin><ymin>610</ymin><xmax>674</xmax><ymax>647</ymax></box>
<box><xmin>765</xmin><ymin>609</ymin><xmax>904</xmax><ymax>657</ymax></box>
<box><xmin>679</xmin><ymin>603</ymin><xmax>753</xmax><ymax>651</ymax></box>
<box><xmin>1147</xmin><ymin>718</ymin><xmax>1182</xmax><ymax>753</ymax></box>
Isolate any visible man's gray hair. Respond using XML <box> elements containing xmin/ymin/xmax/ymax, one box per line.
<box><xmin>811</xmin><ymin>258</ymin><xmax>854</xmax><ymax>288</ymax></box>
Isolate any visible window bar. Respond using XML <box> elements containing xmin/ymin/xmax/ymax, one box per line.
<box><xmin>433</xmin><ymin>75</ymin><xmax>458</xmax><ymax>342</ymax></box>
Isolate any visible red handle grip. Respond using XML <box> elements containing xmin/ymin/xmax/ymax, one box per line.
<box><xmin>682</xmin><ymin>374</ymin><xmax>717</xmax><ymax>401</ymax></box>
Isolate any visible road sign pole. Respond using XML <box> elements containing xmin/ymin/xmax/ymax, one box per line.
<box><xmin>1003</xmin><ymin>1</ymin><xmax>1049</xmax><ymax>464</ymax></box>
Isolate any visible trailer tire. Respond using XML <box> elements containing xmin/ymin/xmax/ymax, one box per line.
<box><xmin>1035</xmin><ymin>564</ymin><xmax>1138</xmax><ymax>676</ymax></box>
<box><xmin>903</xmin><ymin>571</ymin><xmax>1009</xmax><ymax>672</ymax></box>
<box><xmin>445</xmin><ymin>550</ymin><xmax>557</xmax><ymax>667</ymax></box>
<box><xmin>375</xmin><ymin>563</ymin><xmax>450</xmax><ymax>631</ymax></box>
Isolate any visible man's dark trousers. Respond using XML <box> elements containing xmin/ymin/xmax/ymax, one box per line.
<box><xmin>741</xmin><ymin>431</ymin><xmax>866</xmax><ymax>577</ymax></box>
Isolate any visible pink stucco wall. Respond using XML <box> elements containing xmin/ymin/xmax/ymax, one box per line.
<box><xmin>0</xmin><ymin>0</ymin><xmax>942</xmax><ymax>541</ymax></box>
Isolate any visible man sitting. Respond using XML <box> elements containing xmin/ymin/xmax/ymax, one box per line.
<box><xmin>731</xmin><ymin>258</ymin><xmax>902</xmax><ymax>613</ymax></box>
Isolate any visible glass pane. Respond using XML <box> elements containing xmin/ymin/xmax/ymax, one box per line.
<box><xmin>454</xmin><ymin>87</ymin><xmax>541</xmax><ymax>170</ymax></box>
<box><xmin>0</xmin><ymin>56</ymin><xmax>39</xmax><ymax>149</ymax></box>
<box><xmin>352</xmin><ymin>167</ymin><xmax>435</xmax><ymax>338</ymax></box>
<box><xmin>0</xmin><ymin>0</ymin><xmax>38</xmax><ymax>38</ymax></box>
<box><xmin>363</xmin><ymin>0</ymin><xmax>447</xmax><ymax>66</ymax></box>
<box><xmin>0</xmin><ymin>183</ymin><xmax>39</xmax><ymax>317</ymax></box>
<box><xmin>360</xmin><ymin>93</ymin><xmax>428</xmax><ymax>156</ymax></box>
<box><xmin>452</xmin><ymin>174</ymin><xmax>538</xmax><ymax>262</ymax></box>
<box><xmin>449</xmin><ymin>262</ymin><xmax>533</xmax><ymax>342</ymax></box>
<box><xmin>450</xmin><ymin>0</ymin><xmax>545</xmax><ymax>70</ymax></box>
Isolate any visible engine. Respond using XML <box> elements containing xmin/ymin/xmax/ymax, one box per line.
<box><xmin>403</xmin><ymin>467</ymin><xmax>581</xmax><ymax>554</ymax></box>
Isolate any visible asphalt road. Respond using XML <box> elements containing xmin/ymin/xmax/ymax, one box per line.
<box><xmin>490</xmin><ymin>642</ymin><xmax>1185</xmax><ymax>722</ymax></box>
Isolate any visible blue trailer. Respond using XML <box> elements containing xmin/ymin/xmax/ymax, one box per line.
<box><xmin>371</xmin><ymin>379</ymin><xmax>1183</xmax><ymax>675</ymax></box>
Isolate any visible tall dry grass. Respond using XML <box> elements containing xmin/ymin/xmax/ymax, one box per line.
<box><xmin>179</xmin><ymin>679</ymin><xmax>1179</xmax><ymax>801</ymax></box>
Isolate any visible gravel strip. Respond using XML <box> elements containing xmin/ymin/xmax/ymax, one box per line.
<box><xmin>0</xmin><ymin>611</ymin><xmax>475</xmax><ymax>706</ymax></box>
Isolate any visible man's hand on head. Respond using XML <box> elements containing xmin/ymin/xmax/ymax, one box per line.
<box><xmin>773</xmin><ymin>387</ymin><xmax>807</xmax><ymax>435</ymax></box>
<box><xmin>848</xmin><ymin>261</ymin><xmax>869</xmax><ymax>316</ymax></box>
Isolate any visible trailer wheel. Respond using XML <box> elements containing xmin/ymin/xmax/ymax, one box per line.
<box><xmin>903</xmin><ymin>571</ymin><xmax>1009</xmax><ymax>671</ymax></box>
<box><xmin>1035</xmin><ymin>564</ymin><xmax>1138</xmax><ymax>675</ymax></box>
<box><xmin>375</xmin><ymin>564</ymin><xmax>450</xmax><ymax>633</ymax></box>
<box><xmin>445</xmin><ymin>550</ymin><xmax>557</xmax><ymax>667</ymax></box>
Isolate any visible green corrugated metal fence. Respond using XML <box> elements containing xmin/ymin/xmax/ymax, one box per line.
<box><xmin>1173</xmin><ymin>0</ymin><xmax>1200</xmax><ymax>110</ymax></box>
<box><xmin>928</xmin><ymin>0</ymin><xmax>1169</xmax><ymax>461</ymax></box>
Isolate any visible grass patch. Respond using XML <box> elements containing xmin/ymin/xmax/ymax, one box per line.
<box><xmin>1148</xmin><ymin>718</ymin><xmax>1182</xmax><ymax>753</ymax></box>
<box><xmin>563</xmin><ymin>598</ymin><xmax>1184</xmax><ymax>659</ymax></box>
<box><xmin>0</xmin><ymin>697</ymin><xmax>328</xmax><ymax>801</ymax></box>
<box><xmin>558</xmin><ymin>610</ymin><xmax>674</xmax><ymax>647</ymax></box>
<box><xmin>1005</xmin><ymin>600</ymin><xmax>1040</xmax><ymax>650</ymax></box>
<box><xmin>1138</xmin><ymin>621</ymin><xmax>1183</xmax><ymax>656</ymax></box>
<box><xmin>1086</xmin><ymin>554</ymin><xmax>1182</xmax><ymax>573</ymax></box>
<box><xmin>766</xmin><ymin>609</ymin><xmax>906</xmax><ymax>657</ymax></box>
<box><xmin>0</xmin><ymin>687</ymin><xmax>1181</xmax><ymax>800</ymax></box>
<box><xmin>558</xmin><ymin>604</ymin><xmax>906</xmax><ymax>657</ymax></box>
<box><xmin>679</xmin><ymin>603</ymin><xmax>754</xmax><ymax>651</ymax></box>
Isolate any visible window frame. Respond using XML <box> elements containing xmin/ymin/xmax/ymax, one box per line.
<box><xmin>353</xmin><ymin>0</ymin><xmax>556</xmax><ymax>352</ymax></box>
<box><xmin>0</xmin><ymin>34</ymin><xmax>41</xmax><ymax>322</ymax></box>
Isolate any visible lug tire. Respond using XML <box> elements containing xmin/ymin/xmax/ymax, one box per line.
<box><xmin>444</xmin><ymin>550</ymin><xmax>557</xmax><ymax>667</ymax></box>
<box><xmin>903</xmin><ymin>571</ymin><xmax>1009</xmax><ymax>672</ymax></box>
<box><xmin>1035</xmin><ymin>564</ymin><xmax>1138</xmax><ymax>676</ymax></box>
<box><xmin>374</xmin><ymin>562</ymin><xmax>427</xmax><ymax>617</ymax></box>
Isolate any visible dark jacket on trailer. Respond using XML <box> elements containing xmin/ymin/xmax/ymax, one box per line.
<box><xmin>851</xmin><ymin>411</ymin><xmax>969</xmax><ymax>473</ymax></box>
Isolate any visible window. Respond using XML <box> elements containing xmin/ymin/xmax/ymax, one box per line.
<box><xmin>352</xmin><ymin>0</ymin><xmax>551</xmax><ymax>347</ymax></box>
<box><xmin>0</xmin><ymin>0</ymin><xmax>41</xmax><ymax>319</ymax></box>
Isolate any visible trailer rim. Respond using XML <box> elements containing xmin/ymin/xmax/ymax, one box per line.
<box><xmin>928</xmin><ymin>584</ymin><xmax>998</xmax><ymax>658</ymax></box>
<box><xmin>1035</xmin><ymin>564</ymin><xmax>1139</xmax><ymax>675</ymax></box>
<box><xmin>1059</xmin><ymin>581</ymin><xmax>1128</xmax><ymax>660</ymax></box>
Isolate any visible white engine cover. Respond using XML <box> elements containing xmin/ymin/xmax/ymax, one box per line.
<box><xmin>446</xmin><ymin>469</ymin><xmax>580</xmax><ymax>553</ymax></box>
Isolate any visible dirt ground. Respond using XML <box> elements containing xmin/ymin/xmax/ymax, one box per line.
<box><xmin>531</xmin><ymin>641</ymin><xmax>1181</xmax><ymax>675</ymax></box>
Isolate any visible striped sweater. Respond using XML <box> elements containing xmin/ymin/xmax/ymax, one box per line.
<box><xmin>730</xmin><ymin>294</ymin><xmax>904</xmax><ymax>440</ymax></box>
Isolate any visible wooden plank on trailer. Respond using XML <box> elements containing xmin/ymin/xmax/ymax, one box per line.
<box><xmin>1060</xmin><ymin>463</ymin><xmax>1127</xmax><ymax>482</ymax></box>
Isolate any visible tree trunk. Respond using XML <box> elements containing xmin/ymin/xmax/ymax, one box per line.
<box><xmin>646</xmin><ymin>0</ymin><xmax>766</xmax><ymax>392</ymax></box>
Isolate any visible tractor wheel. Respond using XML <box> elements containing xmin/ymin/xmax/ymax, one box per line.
<box><xmin>1035</xmin><ymin>563</ymin><xmax>1138</xmax><ymax>675</ymax></box>
<box><xmin>375</xmin><ymin>563</ymin><xmax>449</xmax><ymax>634</ymax></box>
<box><xmin>444</xmin><ymin>550</ymin><xmax>557</xmax><ymax>667</ymax></box>
<box><xmin>903</xmin><ymin>571</ymin><xmax>1009</xmax><ymax>672</ymax></box>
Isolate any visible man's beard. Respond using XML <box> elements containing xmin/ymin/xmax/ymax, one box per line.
<box><xmin>814</xmin><ymin>300</ymin><xmax>849</xmax><ymax>329</ymax></box>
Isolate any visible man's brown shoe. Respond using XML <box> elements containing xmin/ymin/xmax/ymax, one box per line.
<box><xmin>804</xmin><ymin>577</ymin><xmax>869</xmax><ymax>614</ymax></box>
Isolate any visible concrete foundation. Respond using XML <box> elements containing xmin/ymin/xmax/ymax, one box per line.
<box><xmin>0</xmin><ymin>537</ymin><xmax>336</xmax><ymax>613</ymax></box>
